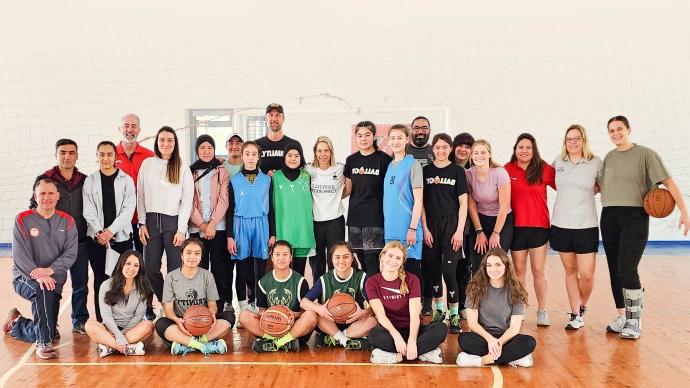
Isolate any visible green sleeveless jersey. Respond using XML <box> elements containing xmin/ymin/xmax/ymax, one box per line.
<box><xmin>272</xmin><ymin>170</ymin><xmax>316</xmax><ymax>255</ymax></box>
<box><xmin>320</xmin><ymin>268</ymin><xmax>367</xmax><ymax>308</ymax></box>
<box><xmin>258</xmin><ymin>269</ymin><xmax>305</xmax><ymax>312</ymax></box>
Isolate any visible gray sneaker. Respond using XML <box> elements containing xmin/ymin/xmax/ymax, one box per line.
<box><xmin>97</xmin><ymin>344</ymin><xmax>114</xmax><ymax>358</ymax></box>
<box><xmin>606</xmin><ymin>315</ymin><xmax>626</xmax><ymax>333</ymax></box>
<box><xmin>418</xmin><ymin>348</ymin><xmax>443</xmax><ymax>364</ymax></box>
<box><xmin>565</xmin><ymin>314</ymin><xmax>584</xmax><ymax>330</ymax></box>
<box><xmin>508</xmin><ymin>353</ymin><xmax>533</xmax><ymax>368</ymax></box>
<box><xmin>536</xmin><ymin>310</ymin><xmax>550</xmax><ymax>326</ymax></box>
<box><xmin>370</xmin><ymin>348</ymin><xmax>399</xmax><ymax>364</ymax></box>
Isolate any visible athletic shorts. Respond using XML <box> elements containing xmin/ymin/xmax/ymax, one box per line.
<box><xmin>348</xmin><ymin>226</ymin><xmax>385</xmax><ymax>252</ymax></box>
<box><xmin>233</xmin><ymin>216</ymin><xmax>269</xmax><ymax>260</ymax></box>
<box><xmin>511</xmin><ymin>227</ymin><xmax>549</xmax><ymax>251</ymax></box>
<box><xmin>549</xmin><ymin>226</ymin><xmax>599</xmax><ymax>254</ymax></box>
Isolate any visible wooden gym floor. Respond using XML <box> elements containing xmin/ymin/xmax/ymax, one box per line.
<box><xmin>0</xmin><ymin>254</ymin><xmax>688</xmax><ymax>388</ymax></box>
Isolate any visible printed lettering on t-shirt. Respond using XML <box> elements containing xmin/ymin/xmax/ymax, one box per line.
<box><xmin>352</xmin><ymin>167</ymin><xmax>380</xmax><ymax>176</ymax></box>
<box><xmin>381</xmin><ymin>286</ymin><xmax>404</xmax><ymax>300</ymax></box>
<box><xmin>177</xmin><ymin>289</ymin><xmax>207</xmax><ymax>309</ymax></box>
<box><xmin>263</xmin><ymin>150</ymin><xmax>283</xmax><ymax>158</ymax></box>
<box><xmin>425</xmin><ymin>176</ymin><xmax>456</xmax><ymax>186</ymax></box>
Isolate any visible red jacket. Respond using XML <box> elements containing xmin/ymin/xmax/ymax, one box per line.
<box><xmin>115</xmin><ymin>142</ymin><xmax>154</xmax><ymax>224</ymax></box>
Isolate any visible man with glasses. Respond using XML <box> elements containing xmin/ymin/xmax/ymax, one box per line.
<box><xmin>406</xmin><ymin>116</ymin><xmax>434</xmax><ymax>168</ymax></box>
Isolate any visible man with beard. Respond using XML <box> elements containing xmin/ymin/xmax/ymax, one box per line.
<box><xmin>256</xmin><ymin>103</ymin><xmax>301</xmax><ymax>176</ymax></box>
<box><xmin>406</xmin><ymin>116</ymin><xmax>434</xmax><ymax>168</ymax></box>
<box><xmin>115</xmin><ymin>113</ymin><xmax>154</xmax><ymax>253</ymax></box>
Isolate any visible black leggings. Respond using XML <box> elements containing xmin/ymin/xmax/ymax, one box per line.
<box><xmin>422</xmin><ymin>216</ymin><xmax>461</xmax><ymax>303</ymax></box>
<box><xmin>600</xmin><ymin>206</ymin><xmax>649</xmax><ymax>309</ymax></box>
<box><xmin>369</xmin><ymin>321</ymin><xmax>448</xmax><ymax>355</ymax></box>
<box><xmin>404</xmin><ymin>260</ymin><xmax>423</xmax><ymax>288</ymax></box>
<box><xmin>235</xmin><ymin>258</ymin><xmax>266</xmax><ymax>302</ymax></box>
<box><xmin>467</xmin><ymin>212</ymin><xmax>514</xmax><ymax>273</ymax></box>
<box><xmin>311</xmin><ymin>216</ymin><xmax>345</xmax><ymax>281</ymax></box>
<box><xmin>190</xmin><ymin>231</ymin><xmax>233</xmax><ymax>311</ymax></box>
<box><xmin>292</xmin><ymin>257</ymin><xmax>308</xmax><ymax>278</ymax></box>
<box><xmin>354</xmin><ymin>249</ymin><xmax>382</xmax><ymax>280</ymax></box>
<box><xmin>459</xmin><ymin>331</ymin><xmax>536</xmax><ymax>364</ymax></box>
<box><xmin>86</xmin><ymin>239</ymin><xmax>132</xmax><ymax>322</ymax></box>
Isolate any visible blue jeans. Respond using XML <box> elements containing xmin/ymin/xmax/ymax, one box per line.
<box><xmin>12</xmin><ymin>276</ymin><xmax>61</xmax><ymax>344</ymax></box>
<box><xmin>70</xmin><ymin>241</ymin><xmax>89</xmax><ymax>326</ymax></box>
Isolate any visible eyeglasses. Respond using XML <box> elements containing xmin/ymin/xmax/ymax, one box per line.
<box><xmin>412</xmin><ymin>126</ymin><xmax>430</xmax><ymax>131</ymax></box>
<box><xmin>565</xmin><ymin>137</ymin><xmax>582</xmax><ymax>143</ymax></box>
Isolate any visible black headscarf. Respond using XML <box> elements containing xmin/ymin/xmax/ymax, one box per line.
<box><xmin>281</xmin><ymin>142</ymin><xmax>305</xmax><ymax>181</ymax></box>
<box><xmin>190</xmin><ymin>134</ymin><xmax>221</xmax><ymax>172</ymax></box>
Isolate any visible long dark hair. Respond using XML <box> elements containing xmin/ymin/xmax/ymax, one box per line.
<box><xmin>354</xmin><ymin>121</ymin><xmax>378</xmax><ymax>150</ymax></box>
<box><xmin>465</xmin><ymin>248</ymin><xmax>528</xmax><ymax>309</ymax></box>
<box><xmin>510</xmin><ymin>132</ymin><xmax>545</xmax><ymax>185</ymax></box>
<box><xmin>104</xmin><ymin>250</ymin><xmax>152</xmax><ymax>306</ymax></box>
<box><xmin>154</xmin><ymin>126</ymin><xmax>182</xmax><ymax>184</ymax></box>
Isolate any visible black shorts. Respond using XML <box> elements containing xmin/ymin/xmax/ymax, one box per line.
<box><xmin>348</xmin><ymin>226</ymin><xmax>385</xmax><ymax>251</ymax></box>
<box><xmin>549</xmin><ymin>226</ymin><xmax>599</xmax><ymax>254</ymax></box>
<box><xmin>511</xmin><ymin>227</ymin><xmax>549</xmax><ymax>251</ymax></box>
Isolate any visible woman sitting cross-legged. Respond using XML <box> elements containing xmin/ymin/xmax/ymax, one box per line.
<box><xmin>456</xmin><ymin>247</ymin><xmax>536</xmax><ymax>367</ymax></box>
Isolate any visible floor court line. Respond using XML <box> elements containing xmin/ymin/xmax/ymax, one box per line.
<box><xmin>25</xmin><ymin>360</ymin><xmax>463</xmax><ymax>367</ymax></box>
<box><xmin>491</xmin><ymin>366</ymin><xmax>503</xmax><ymax>388</ymax></box>
<box><xmin>0</xmin><ymin>299</ymin><xmax>72</xmax><ymax>388</ymax></box>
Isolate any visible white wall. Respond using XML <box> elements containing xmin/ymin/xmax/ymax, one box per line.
<box><xmin>1</xmin><ymin>0</ymin><xmax>689</xmax><ymax>242</ymax></box>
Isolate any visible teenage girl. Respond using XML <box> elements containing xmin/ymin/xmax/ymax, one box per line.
<box><xmin>83</xmin><ymin>141</ymin><xmax>136</xmax><ymax>321</ymax></box>
<box><xmin>465</xmin><ymin>140</ymin><xmax>513</xmax><ymax>273</ymax></box>
<box><xmin>551</xmin><ymin>125</ymin><xmax>602</xmax><ymax>330</ymax></box>
<box><xmin>421</xmin><ymin>133</ymin><xmax>468</xmax><ymax>333</ymax></box>
<box><xmin>344</xmin><ymin>121</ymin><xmax>392</xmax><ymax>277</ymax></box>
<box><xmin>189</xmin><ymin>135</ymin><xmax>232</xmax><ymax>314</ymax></box>
<box><xmin>456</xmin><ymin>247</ymin><xmax>536</xmax><ymax>368</ymax></box>
<box><xmin>226</xmin><ymin>141</ymin><xmax>274</xmax><ymax>312</ymax></box>
<box><xmin>272</xmin><ymin>143</ymin><xmax>316</xmax><ymax>276</ymax></box>
<box><xmin>301</xmin><ymin>241</ymin><xmax>377</xmax><ymax>349</ymax></box>
<box><xmin>239</xmin><ymin>240</ymin><xmax>318</xmax><ymax>352</ymax></box>
<box><xmin>154</xmin><ymin>237</ymin><xmax>231</xmax><ymax>356</ymax></box>
<box><xmin>305</xmin><ymin>136</ymin><xmax>349</xmax><ymax>282</ymax></box>
<box><xmin>599</xmin><ymin>115</ymin><xmax>689</xmax><ymax>339</ymax></box>
<box><xmin>366</xmin><ymin>240</ymin><xmax>448</xmax><ymax>364</ymax></box>
<box><xmin>137</xmin><ymin>126</ymin><xmax>194</xmax><ymax>309</ymax></box>
<box><xmin>504</xmin><ymin>133</ymin><xmax>556</xmax><ymax>326</ymax></box>
<box><xmin>383</xmin><ymin>124</ymin><xmax>424</xmax><ymax>291</ymax></box>
<box><xmin>84</xmin><ymin>250</ymin><xmax>154</xmax><ymax>357</ymax></box>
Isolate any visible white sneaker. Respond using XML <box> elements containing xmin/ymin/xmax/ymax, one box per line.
<box><xmin>98</xmin><ymin>344</ymin><xmax>114</xmax><ymax>358</ymax></box>
<box><xmin>509</xmin><ymin>353</ymin><xmax>533</xmax><ymax>368</ymax></box>
<box><xmin>606</xmin><ymin>315</ymin><xmax>626</xmax><ymax>333</ymax></box>
<box><xmin>418</xmin><ymin>348</ymin><xmax>443</xmax><ymax>364</ymax></box>
<box><xmin>456</xmin><ymin>352</ymin><xmax>482</xmax><ymax>367</ymax></box>
<box><xmin>370</xmin><ymin>348</ymin><xmax>399</xmax><ymax>364</ymax></box>
<box><xmin>124</xmin><ymin>341</ymin><xmax>145</xmax><ymax>356</ymax></box>
<box><xmin>565</xmin><ymin>314</ymin><xmax>584</xmax><ymax>330</ymax></box>
<box><xmin>537</xmin><ymin>310</ymin><xmax>550</xmax><ymax>326</ymax></box>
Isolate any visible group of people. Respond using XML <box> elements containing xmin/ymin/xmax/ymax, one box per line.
<box><xmin>5</xmin><ymin>104</ymin><xmax>689</xmax><ymax>369</ymax></box>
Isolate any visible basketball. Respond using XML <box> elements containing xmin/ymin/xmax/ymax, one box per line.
<box><xmin>260</xmin><ymin>305</ymin><xmax>295</xmax><ymax>337</ymax></box>
<box><xmin>327</xmin><ymin>293</ymin><xmax>357</xmax><ymax>324</ymax></box>
<box><xmin>183</xmin><ymin>305</ymin><xmax>214</xmax><ymax>336</ymax></box>
<box><xmin>644</xmin><ymin>188</ymin><xmax>675</xmax><ymax>218</ymax></box>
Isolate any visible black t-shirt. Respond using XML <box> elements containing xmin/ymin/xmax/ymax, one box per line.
<box><xmin>100</xmin><ymin>170</ymin><xmax>118</xmax><ymax>229</ymax></box>
<box><xmin>422</xmin><ymin>162</ymin><xmax>468</xmax><ymax>218</ymax></box>
<box><xmin>255</xmin><ymin>135</ymin><xmax>300</xmax><ymax>174</ymax></box>
<box><xmin>344</xmin><ymin>150</ymin><xmax>392</xmax><ymax>227</ymax></box>
<box><xmin>406</xmin><ymin>144</ymin><xmax>434</xmax><ymax>168</ymax></box>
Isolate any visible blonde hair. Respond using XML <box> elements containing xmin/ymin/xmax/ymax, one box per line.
<box><xmin>471</xmin><ymin>139</ymin><xmax>501</xmax><ymax>168</ymax></box>
<box><xmin>311</xmin><ymin>136</ymin><xmax>335</xmax><ymax>167</ymax></box>
<box><xmin>379</xmin><ymin>240</ymin><xmax>409</xmax><ymax>296</ymax></box>
<box><xmin>560</xmin><ymin>124</ymin><xmax>595</xmax><ymax>161</ymax></box>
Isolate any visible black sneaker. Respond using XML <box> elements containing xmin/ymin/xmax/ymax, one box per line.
<box><xmin>345</xmin><ymin>338</ymin><xmax>370</xmax><ymax>350</ymax></box>
<box><xmin>449</xmin><ymin>314</ymin><xmax>462</xmax><ymax>334</ymax></box>
<box><xmin>72</xmin><ymin>322</ymin><xmax>87</xmax><ymax>335</ymax></box>
<box><xmin>315</xmin><ymin>332</ymin><xmax>337</xmax><ymax>347</ymax></box>
<box><xmin>432</xmin><ymin>309</ymin><xmax>446</xmax><ymax>323</ymax></box>
<box><xmin>421</xmin><ymin>298</ymin><xmax>433</xmax><ymax>317</ymax></box>
<box><xmin>283</xmin><ymin>339</ymin><xmax>300</xmax><ymax>352</ymax></box>
<box><xmin>252</xmin><ymin>338</ymin><xmax>278</xmax><ymax>353</ymax></box>
<box><xmin>579</xmin><ymin>305</ymin><xmax>587</xmax><ymax>317</ymax></box>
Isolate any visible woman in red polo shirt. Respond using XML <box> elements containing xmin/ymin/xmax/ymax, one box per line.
<box><xmin>504</xmin><ymin>133</ymin><xmax>555</xmax><ymax>326</ymax></box>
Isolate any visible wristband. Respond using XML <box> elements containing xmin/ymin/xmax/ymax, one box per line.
<box><xmin>409</xmin><ymin>227</ymin><xmax>417</xmax><ymax>231</ymax></box>
<box><xmin>475</xmin><ymin>228</ymin><xmax>483</xmax><ymax>234</ymax></box>
<box><xmin>492</xmin><ymin>230</ymin><xmax>501</xmax><ymax>235</ymax></box>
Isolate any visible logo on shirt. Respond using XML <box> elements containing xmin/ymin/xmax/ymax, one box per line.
<box><xmin>262</xmin><ymin>150</ymin><xmax>283</xmax><ymax>158</ymax></box>
<box><xmin>267</xmin><ymin>288</ymin><xmax>294</xmax><ymax>307</ymax></box>
<box><xmin>29</xmin><ymin>227</ymin><xmax>39</xmax><ymax>237</ymax></box>
<box><xmin>354</xmin><ymin>167</ymin><xmax>380</xmax><ymax>176</ymax></box>
<box><xmin>426</xmin><ymin>176</ymin><xmax>456</xmax><ymax>185</ymax></box>
<box><xmin>114</xmin><ymin>159</ymin><xmax>122</xmax><ymax>167</ymax></box>
<box><xmin>381</xmin><ymin>286</ymin><xmax>402</xmax><ymax>295</ymax></box>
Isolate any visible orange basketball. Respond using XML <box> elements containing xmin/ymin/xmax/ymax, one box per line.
<box><xmin>644</xmin><ymin>188</ymin><xmax>675</xmax><ymax>218</ymax></box>
<box><xmin>327</xmin><ymin>293</ymin><xmax>357</xmax><ymax>324</ymax></box>
<box><xmin>183</xmin><ymin>305</ymin><xmax>214</xmax><ymax>336</ymax></box>
<box><xmin>260</xmin><ymin>305</ymin><xmax>295</xmax><ymax>337</ymax></box>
